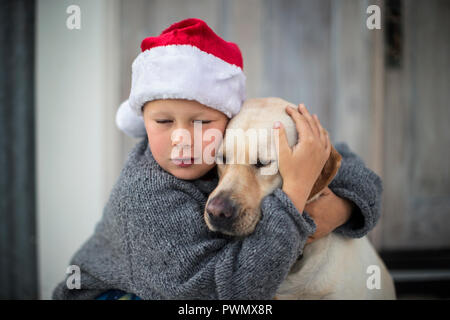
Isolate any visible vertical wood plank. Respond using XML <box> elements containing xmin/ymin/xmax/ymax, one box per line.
<box><xmin>227</xmin><ymin>0</ymin><xmax>264</xmax><ymax>99</ymax></box>
<box><xmin>330</xmin><ymin>0</ymin><xmax>386</xmax><ymax>248</ymax></box>
<box><xmin>383</xmin><ymin>0</ymin><xmax>450</xmax><ymax>249</ymax></box>
<box><xmin>0</xmin><ymin>0</ymin><xmax>37</xmax><ymax>299</ymax></box>
<box><xmin>261</xmin><ymin>0</ymin><xmax>333</xmax><ymax>133</ymax></box>
<box><xmin>331</xmin><ymin>0</ymin><xmax>375</xmax><ymax>166</ymax></box>
<box><xmin>368</xmin><ymin>0</ymin><xmax>386</xmax><ymax>249</ymax></box>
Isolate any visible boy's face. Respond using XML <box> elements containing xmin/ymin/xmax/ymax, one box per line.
<box><xmin>143</xmin><ymin>99</ymin><xmax>229</xmax><ymax>180</ymax></box>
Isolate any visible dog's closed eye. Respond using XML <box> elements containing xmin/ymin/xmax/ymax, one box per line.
<box><xmin>254</xmin><ymin>159</ymin><xmax>273</xmax><ymax>168</ymax></box>
<box><xmin>216</xmin><ymin>153</ymin><xmax>226</xmax><ymax>163</ymax></box>
<box><xmin>216</xmin><ymin>153</ymin><xmax>273</xmax><ymax>167</ymax></box>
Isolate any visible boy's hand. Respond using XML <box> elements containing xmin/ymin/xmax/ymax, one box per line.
<box><xmin>275</xmin><ymin>104</ymin><xmax>331</xmax><ymax>214</ymax></box>
<box><xmin>304</xmin><ymin>187</ymin><xmax>354</xmax><ymax>244</ymax></box>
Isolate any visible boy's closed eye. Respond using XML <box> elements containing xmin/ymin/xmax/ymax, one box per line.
<box><xmin>154</xmin><ymin>120</ymin><xmax>213</xmax><ymax>124</ymax></box>
<box><xmin>155</xmin><ymin>120</ymin><xmax>173</xmax><ymax>124</ymax></box>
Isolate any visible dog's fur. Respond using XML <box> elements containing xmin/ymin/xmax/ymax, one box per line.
<box><xmin>205</xmin><ymin>97</ymin><xmax>396</xmax><ymax>299</ymax></box>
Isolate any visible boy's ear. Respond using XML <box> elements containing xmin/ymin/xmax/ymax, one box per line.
<box><xmin>308</xmin><ymin>145</ymin><xmax>342</xmax><ymax>201</ymax></box>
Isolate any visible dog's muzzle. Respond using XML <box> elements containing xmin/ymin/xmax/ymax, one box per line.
<box><xmin>206</xmin><ymin>193</ymin><xmax>238</xmax><ymax>233</ymax></box>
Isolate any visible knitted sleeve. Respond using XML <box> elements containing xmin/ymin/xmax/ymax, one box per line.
<box><xmin>125</xmin><ymin>186</ymin><xmax>316</xmax><ymax>300</ymax></box>
<box><xmin>329</xmin><ymin>142</ymin><xmax>383</xmax><ymax>238</ymax></box>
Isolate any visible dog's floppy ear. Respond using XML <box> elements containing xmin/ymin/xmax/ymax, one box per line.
<box><xmin>308</xmin><ymin>145</ymin><xmax>342</xmax><ymax>201</ymax></box>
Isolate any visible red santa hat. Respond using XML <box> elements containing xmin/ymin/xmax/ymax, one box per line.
<box><xmin>116</xmin><ymin>18</ymin><xmax>246</xmax><ymax>138</ymax></box>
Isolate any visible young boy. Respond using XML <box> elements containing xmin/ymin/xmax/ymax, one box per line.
<box><xmin>52</xmin><ymin>18</ymin><xmax>382</xmax><ymax>300</ymax></box>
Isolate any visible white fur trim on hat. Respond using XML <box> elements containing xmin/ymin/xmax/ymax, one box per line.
<box><xmin>115</xmin><ymin>100</ymin><xmax>147</xmax><ymax>138</ymax></box>
<box><xmin>129</xmin><ymin>44</ymin><xmax>246</xmax><ymax>118</ymax></box>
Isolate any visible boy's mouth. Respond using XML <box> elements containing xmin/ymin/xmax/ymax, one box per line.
<box><xmin>171</xmin><ymin>158</ymin><xmax>196</xmax><ymax>167</ymax></box>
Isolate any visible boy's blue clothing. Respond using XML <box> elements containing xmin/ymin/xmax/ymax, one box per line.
<box><xmin>96</xmin><ymin>289</ymin><xmax>141</xmax><ymax>300</ymax></box>
<box><xmin>52</xmin><ymin>137</ymin><xmax>382</xmax><ymax>300</ymax></box>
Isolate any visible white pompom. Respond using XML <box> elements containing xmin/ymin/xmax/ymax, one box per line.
<box><xmin>115</xmin><ymin>100</ymin><xmax>147</xmax><ymax>138</ymax></box>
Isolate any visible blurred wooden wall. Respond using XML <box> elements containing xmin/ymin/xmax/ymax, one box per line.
<box><xmin>383</xmin><ymin>0</ymin><xmax>450</xmax><ymax>250</ymax></box>
<box><xmin>117</xmin><ymin>0</ymin><xmax>450</xmax><ymax>251</ymax></box>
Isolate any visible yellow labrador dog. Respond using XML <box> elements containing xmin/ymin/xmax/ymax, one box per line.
<box><xmin>204</xmin><ymin>97</ymin><xmax>396</xmax><ymax>299</ymax></box>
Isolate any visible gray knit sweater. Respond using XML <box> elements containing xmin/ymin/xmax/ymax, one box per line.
<box><xmin>52</xmin><ymin>137</ymin><xmax>382</xmax><ymax>300</ymax></box>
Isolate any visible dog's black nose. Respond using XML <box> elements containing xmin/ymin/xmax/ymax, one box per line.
<box><xmin>206</xmin><ymin>195</ymin><xmax>237</xmax><ymax>229</ymax></box>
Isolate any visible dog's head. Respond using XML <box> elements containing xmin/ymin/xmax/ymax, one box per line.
<box><xmin>204</xmin><ymin>97</ymin><xmax>341</xmax><ymax>237</ymax></box>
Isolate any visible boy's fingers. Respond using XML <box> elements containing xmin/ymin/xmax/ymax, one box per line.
<box><xmin>286</xmin><ymin>106</ymin><xmax>312</xmax><ymax>141</ymax></box>
<box><xmin>313</xmin><ymin>114</ymin><xmax>328</xmax><ymax>149</ymax></box>
<box><xmin>312</xmin><ymin>114</ymin><xmax>322</xmax><ymax>139</ymax></box>
<box><xmin>323</xmin><ymin>130</ymin><xmax>331</xmax><ymax>155</ymax></box>
<box><xmin>298</xmin><ymin>104</ymin><xmax>317</xmax><ymax>136</ymax></box>
<box><xmin>321</xmin><ymin>128</ymin><xmax>329</xmax><ymax>149</ymax></box>
<box><xmin>273</xmin><ymin>121</ymin><xmax>291</xmax><ymax>162</ymax></box>
<box><xmin>326</xmin><ymin>132</ymin><xmax>331</xmax><ymax>154</ymax></box>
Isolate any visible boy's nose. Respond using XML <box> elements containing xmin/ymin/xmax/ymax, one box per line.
<box><xmin>171</xmin><ymin>132</ymin><xmax>196</xmax><ymax>150</ymax></box>
<box><xmin>206</xmin><ymin>194</ymin><xmax>237</xmax><ymax>229</ymax></box>
<box><xmin>172</xmin><ymin>137</ymin><xmax>191</xmax><ymax>147</ymax></box>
